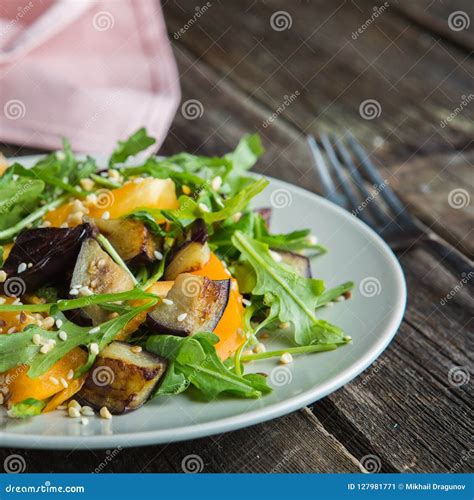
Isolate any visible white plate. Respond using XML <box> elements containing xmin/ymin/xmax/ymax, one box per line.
<box><xmin>0</xmin><ymin>157</ymin><xmax>406</xmax><ymax>449</ymax></box>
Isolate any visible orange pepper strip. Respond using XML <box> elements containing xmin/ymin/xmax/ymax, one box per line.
<box><xmin>4</xmin><ymin>348</ymin><xmax>88</xmax><ymax>406</ymax></box>
<box><xmin>192</xmin><ymin>253</ymin><xmax>245</xmax><ymax>360</ymax></box>
<box><xmin>44</xmin><ymin>178</ymin><xmax>179</xmax><ymax>227</ymax></box>
<box><xmin>43</xmin><ymin>375</ymin><xmax>87</xmax><ymax>413</ymax></box>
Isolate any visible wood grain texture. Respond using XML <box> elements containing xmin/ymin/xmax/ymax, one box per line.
<box><xmin>0</xmin><ymin>0</ymin><xmax>471</xmax><ymax>474</ymax></box>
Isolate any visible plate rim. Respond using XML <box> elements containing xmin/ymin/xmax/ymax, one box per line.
<box><xmin>0</xmin><ymin>157</ymin><xmax>407</xmax><ymax>449</ymax></box>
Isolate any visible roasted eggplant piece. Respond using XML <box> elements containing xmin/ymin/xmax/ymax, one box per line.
<box><xmin>272</xmin><ymin>249</ymin><xmax>312</xmax><ymax>278</ymax></box>
<box><xmin>78</xmin><ymin>341</ymin><xmax>168</xmax><ymax>414</ymax></box>
<box><xmin>164</xmin><ymin>219</ymin><xmax>210</xmax><ymax>280</ymax></box>
<box><xmin>147</xmin><ymin>273</ymin><xmax>230</xmax><ymax>336</ymax></box>
<box><xmin>1</xmin><ymin>224</ymin><xmax>92</xmax><ymax>296</ymax></box>
<box><xmin>164</xmin><ymin>241</ymin><xmax>211</xmax><ymax>280</ymax></box>
<box><xmin>70</xmin><ymin>238</ymin><xmax>135</xmax><ymax>324</ymax></box>
<box><xmin>89</xmin><ymin>217</ymin><xmax>161</xmax><ymax>266</ymax></box>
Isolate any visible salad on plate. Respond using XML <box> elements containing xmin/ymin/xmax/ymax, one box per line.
<box><xmin>0</xmin><ymin>129</ymin><xmax>353</xmax><ymax>420</ymax></box>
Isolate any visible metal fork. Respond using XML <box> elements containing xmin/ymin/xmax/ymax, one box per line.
<box><xmin>307</xmin><ymin>133</ymin><xmax>473</xmax><ymax>279</ymax></box>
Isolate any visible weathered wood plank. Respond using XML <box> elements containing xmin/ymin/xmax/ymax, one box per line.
<box><xmin>0</xmin><ymin>410</ymin><xmax>363</xmax><ymax>472</ymax></box>
<box><xmin>311</xmin><ymin>247</ymin><xmax>473</xmax><ymax>473</ymax></box>
<box><xmin>163</xmin><ymin>0</ymin><xmax>474</xmax><ymax>163</ymax></box>
<box><xmin>389</xmin><ymin>150</ymin><xmax>474</xmax><ymax>257</ymax></box>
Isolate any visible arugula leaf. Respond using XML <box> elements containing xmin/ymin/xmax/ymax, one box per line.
<box><xmin>232</xmin><ymin>231</ymin><xmax>345</xmax><ymax>345</ymax></box>
<box><xmin>315</xmin><ymin>281</ymin><xmax>354</xmax><ymax>308</ymax></box>
<box><xmin>225</xmin><ymin>133</ymin><xmax>264</xmax><ymax>175</ymax></box>
<box><xmin>8</xmin><ymin>398</ymin><xmax>46</xmax><ymax>418</ymax></box>
<box><xmin>146</xmin><ymin>333</ymin><xmax>271</xmax><ymax>400</ymax></box>
<box><xmin>109</xmin><ymin>128</ymin><xmax>156</xmax><ymax>166</ymax></box>
<box><xmin>0</xmin><ymin>297</ymin><xmax>156</xmax><ymax>377</ymax></box>
<box><xmin>0</xmin><ymin>176</ymin><xmax>44</xmax><ymax>231</ymax></box>
<box><xmin>172</xmin><ymin>178</ymin><xmax>268</xmax><ymax>224</ymax></box>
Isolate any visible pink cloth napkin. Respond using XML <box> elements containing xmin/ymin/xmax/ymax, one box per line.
<box><xmin>0</xmin><ymin>0</ymin><xmax>180</xmax><ymax>154</ymax></box>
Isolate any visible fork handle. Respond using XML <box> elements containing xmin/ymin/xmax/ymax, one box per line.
<box><xmin>422</xmin><ymin>236</ymin><xmax>474</xmax><ymax>281</ymax></box>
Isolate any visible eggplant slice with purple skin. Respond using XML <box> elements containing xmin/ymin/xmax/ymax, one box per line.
<box><xmin>0</xmin><ymin>223</ymin><xmax>92</xmax><ymax>296</ymax></box>
<box><xmin>164</xmin><ymin>219</ymin><xmax>210</xmax><ymax>280</ymax></box>
<box><xmin>70</xmin><ymin>238</ymin><xmax>135</xmax><ymax>325</ymax></box>
<box><xmin>88</xmin><ymin>217</ymin><xmax>161</xmax><ymax>266</ymax></box>
<box><xmin>272</xmin><ymin>249</ymin><xmax>312</xmax><ymax>278</ymax></box>
<box><xmin>255</xmin><ymin>207</ymin><xmax>272</xmax><ymax>229</ymax></box>
<box><xmin>147</xmin><ymin>273</ymin><xmax>230</xmax><ymax>336</ymax></box>
<box><xmin>78</xmin><ymin>341</ymin><xmax>168</xmax><ymax>414</ymax></box>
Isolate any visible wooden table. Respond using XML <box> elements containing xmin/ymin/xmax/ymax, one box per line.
<box><xmin>1</xmin><ymin>0</ymin><xmax>472</xmax><ymax>473</ymax></box>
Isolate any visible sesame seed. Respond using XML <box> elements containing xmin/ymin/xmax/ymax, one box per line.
<box><xmin>198</xmin><ymin>202</ymin><xmax>210</xmax><ymax>213</ymax></box>
<box><xmin>279</xmin><ymin>352</ymin><xmax>293</xmax><ymax>365</ymax></box>
<box><xmin>177</xmin><ymin>312</ymin><xmax>187</xmax><ymax>322</ymax></box>
<box><xmin>55</xmin><ymin>319</ymin><xmax>63</xmax><ymax>328</ymax></box>
<box><xmin>68</xmin><ymin>400</ymin><xmax>81</xmax><ymax>410</ymax></box>
<box><xmin>0</xmin><ymin>297</ymin><xmax>5</xmax><ymax>304</ymax></box>
<box><xmin>101</xmin><ymin>211</ymin><xmax>110</xmax><ymax>220</ymax></box>
<box><xmin>243</xmin><ymin>349</ymin><xmax>254</xmax><ymax>357</ymax></box>
<box><xmin>211</xmin><ymin>176</ymin><xmax>222</xmax><ymax>191</ymax></box>
<box><xmin>68</xmin><ymin>407</ymin><xmax>81</xmax><ymax>418</ymax></box>
<box><xmin>100</xmin><ymin>406</ymin><xmax>112</xmax><ymax>420</ymax></box>
<box><xmin>33</xmin><ymin>334</ymin><xmax>42</xmax><ymax>345</ymax></box>
<box><xmin>80</xmin><ymin>406</ymin><xmax>95</xmax><ymax>416</ymax></box>
<box><xmin>27</xmin><ymin>263</ymin><xmax>33</xmax><ymax>269</ymax></box>
<box><xmin>90</xmin><ymin>343</ymin><xmax>99</xmax><ymax>356</ymax></box>
<box><xmin>153</xmin><ymin>250</ymin><xmax>163</xmax><ymax>260</ymax></box>
<box><xmin>334</xmin><ymin>295</ymin><xmax>345</xmax><ymax>302</ymax></box>
<box><xmin>242</xmin><ymin>298</ymin><xmax>252</xmax><ymax>307</ymax></box>
<box><xmin>131</xmin><ymin>346</ymin><xmax>142</xmax><ymax>353</ymax></box>
<box><xmin>307</xmin><ymin>235</ymin><xmax>318</xmax><ymax>245</ymax></box>
<box><xmin>0</xmin><ymin>271</ymin><xmax>6</xmax><ymax>283</ymax></box>
<box><xmin>67</xmin><ymin>369</ymin><xmax>74</xmax><ymax>380</ymax></box>
<box><xmin>162</xmin><ymin>298</ymin><xmax>174</xmax><ymax>306</ymax></box>
<box><xmin>58</xmin><ymin>331</ymin><xmax>68</xmax><ymax>341</ymax></box>
<box><xmin>60</xmin><ymin>377</ymin><xmax>69</xmax><ymax>389</ymax></box>
<box><xmin>41</xmin><ymin>316</ymin><xmax>55</xmax><ymax>329</ymax></box>
<box><xmin>49</xmin><ymin>376</ymin><xmax>59</xmax><ymax>385</ymax></box>
<box><xmin>57</xmin><ymin>405</ymin><xmax>67</xmax><ymax>410</ymax></box>
<box><xmin>7</xmin><ymin>327</ymin><xmax>16</xmax><ymax>334</ymax></box>
<box><xmin>88</xmin><ymin>326</ymin><xmax>100</xmax><ymax>334</ymax></box>
<box><xmin>17</xmin><ymin>262</ymin><xmax>27</xmax><ymax>273</ymax></box>
<box><xmin>81</xmin><ymin>417</ymin><xmax>89</xmax><ymax>426</ymax></box>
<box><xmin>69</xmin><ymin>288</ymin><xmax>79</xmax><ymax>296</ymax></box>
<box><xmin>253</xmin><ymin>342</ymin><xmax>266</xmax><ymax>354</ymax></box>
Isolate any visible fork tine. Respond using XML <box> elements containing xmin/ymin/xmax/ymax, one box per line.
<box><xmin>333</xmin><ymin>136</ymin><xmax>389</xmax><ymax>226</ymax></box>
<box><xmin>306</xmin><ymin>135</ymin><xmax>344</xmax><ymax>207</ymax></box>
<box><xmin>319</xmin><ymin>134</ymin><xmax>372</xmax><ymax>225</ymax></box>
<box><xmin>347</xmin><ymin>133</ymin><xmax>416</xmax><ymax>227</ymax></box>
